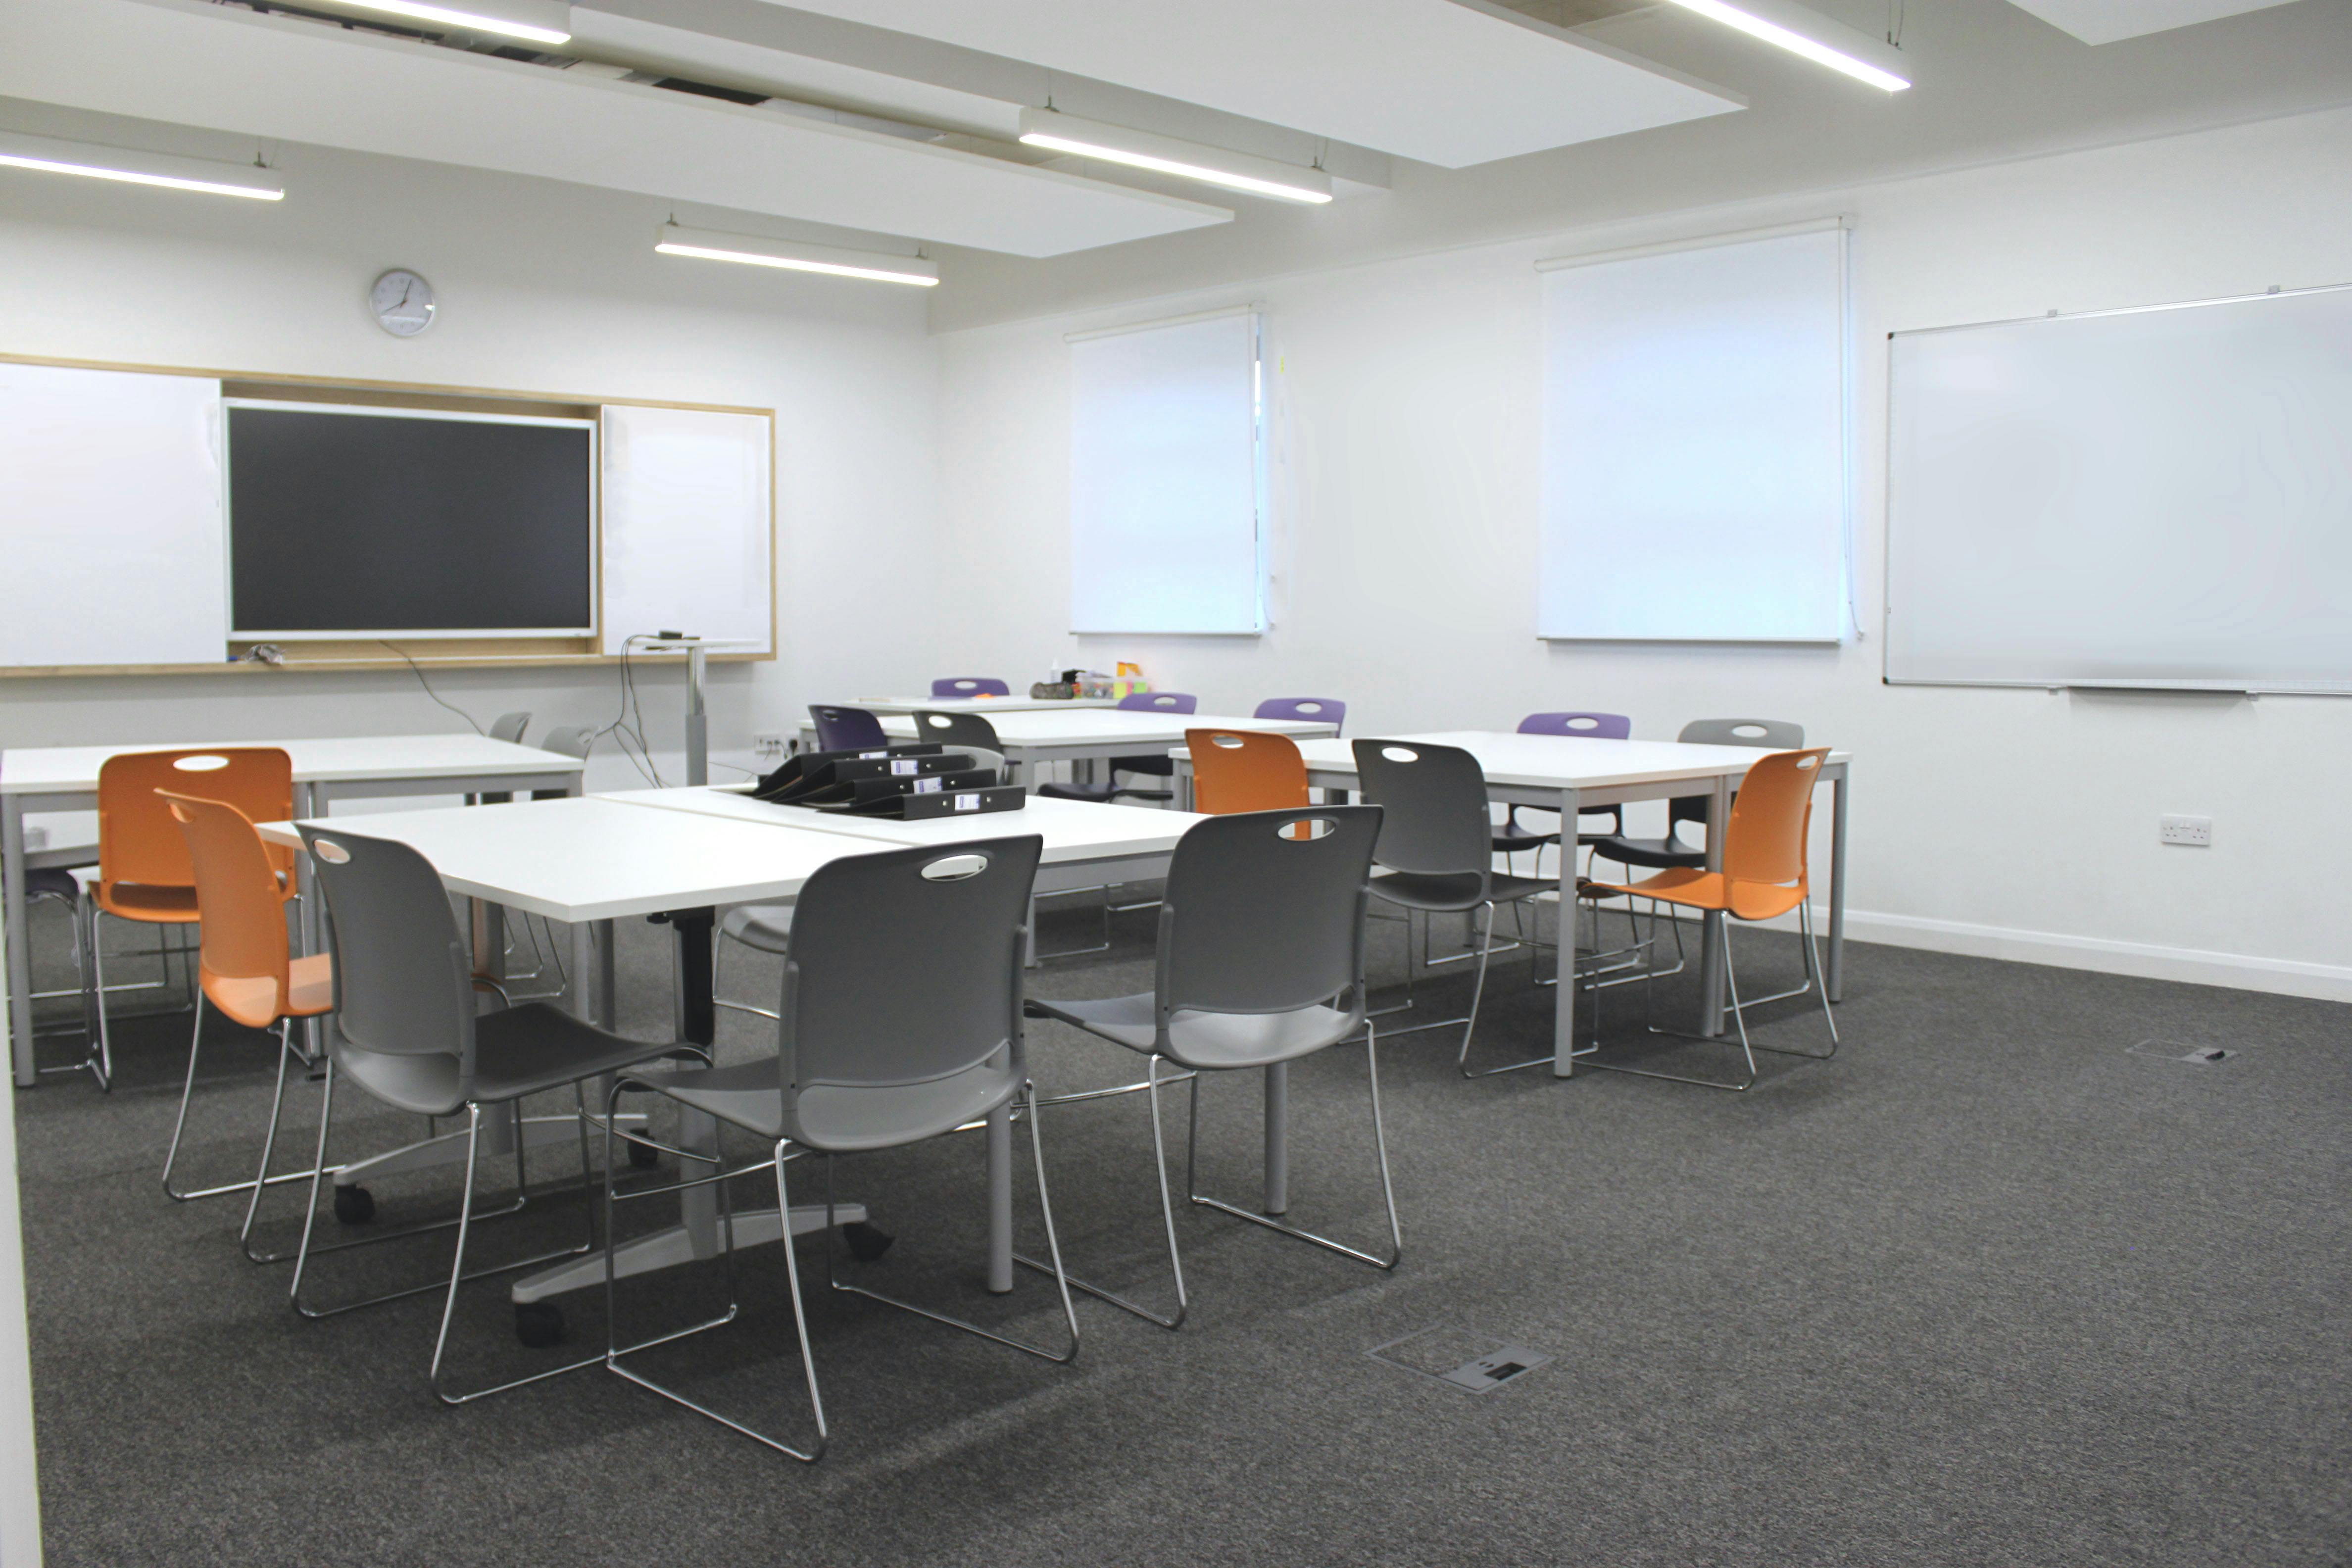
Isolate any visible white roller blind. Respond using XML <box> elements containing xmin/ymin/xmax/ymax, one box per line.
<box><xmin>600</xmin><ymin>404</ymin><xmax>773</xmax><ymax>655</ymax></box>
<box><xmin>1538</xmin><ymin>226</ymin><xmax>1849</xmax><ymax>642</ymax></box>
<box><xmin>1070</xmin><ymin>311</ymin><xmax>1264</xmax><ymax>635</ymax></box>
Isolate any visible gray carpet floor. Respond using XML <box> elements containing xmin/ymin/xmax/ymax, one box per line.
<box><xmin>11</xmin><ymin>893</ymin><xmax>2351</xmax><ymax>1567</ymax></box>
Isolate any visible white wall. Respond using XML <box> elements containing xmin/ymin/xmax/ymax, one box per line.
<box><xmin>934</xmin><ymin>103</ymin><xmax>2352</xmax><ymax>1000</ymax></box>
<box><xmin>0</xmin><ymin>104</ymin><xmax>946</xmax><ymax>804</ymax></box>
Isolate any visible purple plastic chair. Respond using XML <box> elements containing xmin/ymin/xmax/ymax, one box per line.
<box><xmin>931</xmin><ymin>677</ymin><xmax>1010</xmax><ymax>698</ymax></box>
<box><xmin>1498</xmin><ymin>711</ymin><xmax>1633</xmax><ymax>866</ymax></box>
<box><xmin>1117</xmin><ymin>692</ymin><xmax>1197</xmax><ymax>715</ymax></box>
<box><xmin>1254</xmin><ymin>697</ymin><xmax>1346</xmax><ymax>735</ymax></box>
<box><xmin>809</xmin><ymin>704</ymin><xmax>887</xmax><ymax>752</ymax></box>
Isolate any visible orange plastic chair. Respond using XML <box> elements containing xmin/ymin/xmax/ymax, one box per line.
<box><xmin>1582</xmin><ymin>748</ymin><xmax>1837</xmax><ymax>1090</ymax></box>
<box><xmin>89</xmin><ymin>748</ymin><xmax>295</xmax><ymax>1088</ymax></box>
<box><xmin>157</xmin><ymin>789</ymin><xmax>332</xmax><ymax>1230</ymax></box>
<box><xmin>1186</xmin><ymin>728</ymin><xmax>1311</xmax><ymax>816</ymax></box>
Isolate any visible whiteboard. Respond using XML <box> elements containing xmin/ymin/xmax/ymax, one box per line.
<box><xmin>0</xmin><ymin>363</ymin><xmax>228</xmax><ymax>668</ymax></box>
<box><xmin>598</xmin><ymin>405</ymin><xmax>774</xmax><ymax>655</ymax></box>
<box><xmin>1886</xmin><ymin>285</ymin><xmax>2352</xmax><ymax>691</ymax></box>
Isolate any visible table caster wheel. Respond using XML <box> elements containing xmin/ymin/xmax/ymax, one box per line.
<box><xmin>628</xmin><ymin>1135</ymin><xmax>659</xmax><ymax>1170</ymax></box>
<box><xmin>333</xmin><ymin>1184</ymin><xmax>375</xmax><ymax>1225</ymax></box>
<box><xmin>842</xmin><ymin>1221</ymin><xmax>894</xmax><ymax>1262</ymax></box>
<box><xmin>515</xmin><ymin>1301</ymin><xmax>565</xmax><ymax>1348</ymax></box>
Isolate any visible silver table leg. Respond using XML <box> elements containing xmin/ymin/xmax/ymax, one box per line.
<box><xmin>1827</xmin><ymin>765</ymin><xmax>1849</xmax><ymax>1002</ymax></box>
<box><xmin>1552</xmin><ymin>784</ymin><xmax>1581</xmax><ymax>1076</ymax></box>
<box><xmin>987</xmin><ymin>1104</ymin><xmax>1013</xmax><ymax>1293</ymax></box>
<box><xmin>1698</xmin><ymin>774</ymin><xmax>1733</xmax><ymax>1036</ymax></box>
<box><xmin>4</xmin><ymin>795</ymin><xmax>32</xmax><ymax>1088</ymax></box>
<box><xmin>1263</xmin><ymin>1062</ymin><xmax>1289</xmax><ymax>1214</ymax></box>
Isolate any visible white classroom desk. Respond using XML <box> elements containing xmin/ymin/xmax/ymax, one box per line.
<box><xmin>848</xmin><ymin>695</ymin><xmax>1121</xmax><ymax>715</ymax></box>
<box><xmin>2</xmin><ymin>734</ymin><xmax>584</xmax><ymax>1088</ymax></box>
<box><xmin>798</xmin><ymin>709</ymin><xmax>1339</xmax><ymax>787</ymax></box>
<box><xmin>1176</xmin><ymin>732</ymin><xmax>1853</xmax><ymax>1074</ymax></box>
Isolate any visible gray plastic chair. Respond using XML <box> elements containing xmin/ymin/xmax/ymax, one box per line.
<box><xmin>1352</xmin><ymin>739</ymin><xmax>1554</xmax><ymax>1078</ymax></box>
<box><xmin>1027</xmin><ymin>805</ymin><xmax>1398</xmax><ymax>1330</ymax></box>
<box><xmin>289</xmin><ymin>824</ymin><xmax>687</xmax><ymax>1405</ymax></box>
<box><xmin>604</xmin><ymin>834</ymin><xmax>1076</xmax><ymax>1463</ymax></box>
<box><xmin>24</xmin><ymin>867</ymin><xmax>100</xmax><ymax>1083</ymax></box>
<box><xmin>470</xmin><ymin>712</ymin><xmax>535</xmax><ymax>806</ymax></box>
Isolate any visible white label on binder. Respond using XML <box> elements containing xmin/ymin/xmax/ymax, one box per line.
<box><xmin>916</xmin><ymin>777</ymin><xmax>942</xmax><ymax>792</ymax></box>
<box><xmin>891</xmin><ymin>759</ymin><xmax>920</xmax><ymax>775</ymax></box>
<box><xmin>954</xmin><ymin>793</ymin><xmax>980</xmax><ymax>811</ymax></box>
<box><xmin>859</xmin><ymin>750</ymin><xmax>887</xmax><ymax>759</ymax></box>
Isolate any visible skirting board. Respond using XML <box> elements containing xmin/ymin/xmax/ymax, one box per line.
<box><xmin>1547</xmin><ymin>887</ymin><xmax>2352</xmax><ymax>1002</ymax></box>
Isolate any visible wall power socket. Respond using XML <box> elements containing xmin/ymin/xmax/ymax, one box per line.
<box><xmin>751</xmin><ymin>732</ymin><xmax>788</xmax><ymax>760</ymax></box>
<box><xmin>2159</xmin><ymin>814</ymin><xmax>2213</xmax><ymax>847</ymax></box>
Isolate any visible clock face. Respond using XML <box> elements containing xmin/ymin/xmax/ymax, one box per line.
<box><xmin>369</xmin><ymin>269</ymin><xmax>435</xmax><ymax>337</ymax></box>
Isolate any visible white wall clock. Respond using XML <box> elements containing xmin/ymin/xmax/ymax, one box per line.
<box><xmin>369</xmin><ymin>269</ymin><xmax>436</xmax><ymax>337</ymax></box>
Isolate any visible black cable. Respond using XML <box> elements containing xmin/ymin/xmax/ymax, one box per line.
<box><xmin>591</xmin><ymin>636</ymin><xmax>665</xmax><ymax>787</ymax></box>
<box><xmin>381</xmin><ymin>641</ymin><xmax>484</xmax><ymax>734</ymax></box>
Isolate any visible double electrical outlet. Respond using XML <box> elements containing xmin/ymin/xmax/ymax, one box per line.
<box><xmin>751</xmin><ymin>732</ymin><xmax>788</xmax><ymax>760</ymax></box>
<box><xmin>2159</xmin><ymin>814</ymin><xmax>2213</xmax><ymax>847</ymax></box>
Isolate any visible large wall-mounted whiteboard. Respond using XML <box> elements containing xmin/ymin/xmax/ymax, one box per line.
<box><xmin>599</xmin><ymin>404</ymin><xmax>773</xmax><ymax>655</ymax></box>
<box><xmin>1886</xmin><ymin>285</ymin><xmax>2352</xmax><ymax>692</ymax></box>
<box><xmin>0</xmin><ymin>362</ymin><xmax>230</xmax><ymax>668</ymax></box>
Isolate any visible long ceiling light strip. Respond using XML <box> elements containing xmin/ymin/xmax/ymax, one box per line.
<box><xmin>1017</xmin><ymin>109</ymin><xmax>1331</xmax><ymax>205</ymax></box>
<box><xmin>315</xmin><ymin>0</ymin><xmax>571</xmax><ymax>46</ymax></box>
<box><xmin>0</xmin><ymin>131</ymin><xmax>284</xmax><ymax>200</ymax></box>
<box><xmin>655</xmin><ymin>224</ymin><xmax>939</xmax><ymax>287</ymax></box>
<box><xmin>1659</xmin><ymin>0</ymin><xmax>1911</xmax><ymax>92</ymax></box>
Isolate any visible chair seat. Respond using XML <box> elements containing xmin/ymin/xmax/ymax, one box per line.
<box><xmin>1031</xmin><ymin>993</ymin><xmax>1360</xmax><ymax>1071</ymax></box>
<box><xmin>1586</xmin><ymin>834</ymin><xmax>1707</xmax><ymax>872</ymax></box>
<box><xmin>1035</xmin><ymin>782</ymin><xmax>1170</xmax><ymax>804</ymax></box>
<box><xmin>720</xmin><ymin>902</ymin><xmax>795</xmax><ymax>954</ymax></box>
<box><xmin>93</xmin><ymin>882</ymin><xmax>200</xmax><ymax>922</ymax></box>
<box><xmin>1586</xmin><ymin>869</ymin><xmax>1806</xmax><ymax>923</ymax></box>
<box><xmin>1491</xmin><ymin>820</ymin><xmax>1561</xmax><ymax>851</ymax></box>
<box><xmin>622</xmin><ymin>1054</ymin><xmax>1019</xmax><ymax>1153</ymax></box>
<box><xmin>26</xmin><ymin>867</ymin><xmax>80</xmax><ymax>901</ymax></box>
<box><xmin>1369</xmin><ymin>870</ymin><xmax>1551</xmax><ymax>913</ymax></box>
<box><xmin>1112</xmin><ymin>754</ymin><xmax>1176</xmax><ymax>777</ymax></box>
<box><xmin>338</xmin><ymin>1002</ymin><xmax>675</xmax><ymax>1117</ymax></box>
<box><xmin>203</xmin><ymin>952</ymin><xmax>335</xmax><ymax>1029</ymax></box>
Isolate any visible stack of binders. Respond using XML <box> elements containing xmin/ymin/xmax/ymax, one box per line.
<box><xmin>750</xmin><ymin>744</ymin><xmax>1027</xmax><ymax>820</ymax></box>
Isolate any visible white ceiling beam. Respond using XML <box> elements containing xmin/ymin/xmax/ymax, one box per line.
<box><xmin>2003</xmin><ymin>0</ymin><xmax>2305</xmax><ymax>45</ymax></box>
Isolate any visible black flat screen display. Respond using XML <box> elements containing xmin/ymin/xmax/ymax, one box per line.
<box><xmin>228</xmin><ymin>404</ymin><xmax>594</xmax><ymax>634</ymax></box>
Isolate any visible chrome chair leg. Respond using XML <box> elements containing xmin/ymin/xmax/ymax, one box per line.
<box><xmin>1019</xmin><ymin>1057</ymin><xmax>1188</xmax><ymax>1329</ymax></box>
<box><xmin>1181</xmin><ymin>1028</ymin><xmax>1402</xmax><ymax>1271</ymax></box>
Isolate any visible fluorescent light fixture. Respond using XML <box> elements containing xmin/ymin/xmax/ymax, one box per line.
<box><xmin>655</xmin><ymin>224</ymin><xmax>939</xmax><ymax>287</ymax></box>
<box><xmin>1659</xmin><ymin>0</ymin><xmax>1911</xmax><ymax>92</ymax></box>
<box><xmin>0</xmin><ymin>130</ymin><xmax>284</xmax><ymax>200</ymax></box>
<box><xmin>312</xmin><ymin>0</ymin><xmax>570</xmax><ymax>46</ymax></box>
<box><xmin>1018</xmin><ymin>109</ymin><xmax>1331</xmax><ymax>205</ymax></box>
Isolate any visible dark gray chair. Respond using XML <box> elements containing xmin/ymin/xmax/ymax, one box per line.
<box><xmin>470</xmin><ymin>712</ymin><xmax>534</xmax><ymax>806</ymax></box>
<box><xmin>1353</xmin><ymin>739</ymin><xmax>1554</xmax><ymax>1078</ymax></box>
<box><xmin>24</xmin><ymin>866</ymin><xmax>100</xmax><ymax>1083</ymax></box>
<box><xmin>1585</xmin><ymin>719</ymin><xmax>1805</xmax><ymax>984</ymax></box>
<box><xmin>1027</xmin><ymin>805</ymin><xmax>1398</xmax><ymax>1330</ymax></box>
<box><xmin>289</xmin><ymin>824</ymin><xmax>687</xmax><ymax>1405</ymax></box>
<box><xmin>604</xmin><ymin>834</ymin><xmax>1076</xmax><ymax>1463</ymax></box>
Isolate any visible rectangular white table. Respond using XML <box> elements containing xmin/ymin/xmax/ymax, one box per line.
<box><xmin>256</xmin><ymin>789</ymin><xmax>1276</xmax><ymax>1311</ymax></box>
<box><xmin>799</xmin><ymin>710</ymin><xmax>1340</xmax><ymax>789</ymax></box>
<box><xmin>1179</xmin><ymin>732</ymin><xmax>1853</xmax><ymax>1075</ymax></box>
<box><xmin>847</xmin><ymin>695</ymin><xmax>1122</xmax><ymax>715</ymax></box>
<box><xmin>2</xmin><ymin>734</ymin><xmax>586</xmax><ymax>1087</ymax></box>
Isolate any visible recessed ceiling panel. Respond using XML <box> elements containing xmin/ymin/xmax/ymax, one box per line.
<box><xmin>2004</xmin><ymin>0</ymin><xmax>2304</xmax><ymax>45</ymax></box>
<box><xmin>759</xmin><ymin>0</ymin><xmax>1744</xmax><ymax>167</ymax></box>
<box><xmin>0</xmin><ymin>0</ymin><xmax>1230</xmax><ymax>256</ymax></box>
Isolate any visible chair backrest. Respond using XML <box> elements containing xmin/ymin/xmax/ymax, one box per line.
<box><xmin>1666</xmin><ymin>719</ymin><xmax>1804</xmax><ymax>830</ymax></box>
<box><xmin>1722</xmin><ymin>749</ymin><xmax>1830</xmax><ymax>887</ymax></box>
<box><xmin>1157</xmin><ymin>806</ymin><xmax>1381</xmax><ymax>1023</ymax></box>
<box><xmin>910</xmin><ymin>710</ymin><xmax>1002</xmax><ymax>754</ymax></box>
<box><xmin>1680</xmin><ymin>717</ymin><xmax>1805</xmax><ymax>749</ymax></box>
<box><xmin>930</xmin><ymin>677</ymin><xmax>1010</xmax><ymax>697</ymax></box>
<box><xmin>1519</xmin><ymin>712</ymin><xmax>1632</xmax><ymax>740</ymax></box>
<box><xmin>775</xmin><ymin>836</ymin><xmax>1042</xmax><ymax>1146</ymax></box>
<box><xmin>98</xmin><ymin>748</ymin><xmax>293</xmax><ymax>892</ymax></box>
<box><xmin>1350</xmin><ymin>739</ymin><xmax>1492</xmax><ymax>882</ymax></box>
<box><xmin>489</xmin><ymin>711</ymin><xmax>531</xmax><ymax>744</ymax></box>
<box><xmin>1253</xmin><ymin>697</ymin><xmax>1346</xmax><ymax>734</ymax></box>
<box><xmin>1187</xmin><ymin>729</ymin><xmax>1309</xmax><ymax>816</ymax></box>
<box><xmin>297</xmin><ymin>825</ymin><xmax>477</xmax><ymax>1114</ymax></box>
<box><xmin>808</xmin><ymin>704</ymin><xmax>888</xmax><ymax>752</ymax></box>
<box><xmin>160</xmin><ymin>791</ymin><xmax>290</xmax><ymax>1027</ymax></box>
<box><xmin>1118</xmin><ymin>691</ymin><xmax>1197</xmax><ymax>714</ymax></box>
<box><xmin>539</xmin><ymin>726</ymin><xmax>594</xmax><ymax>760</ymax></box>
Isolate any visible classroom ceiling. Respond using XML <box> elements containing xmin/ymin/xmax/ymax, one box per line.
<box><xmin>0</xmin><ymin>0</ymin><xmax>2341</xmax><ymax>287</ymax></box>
